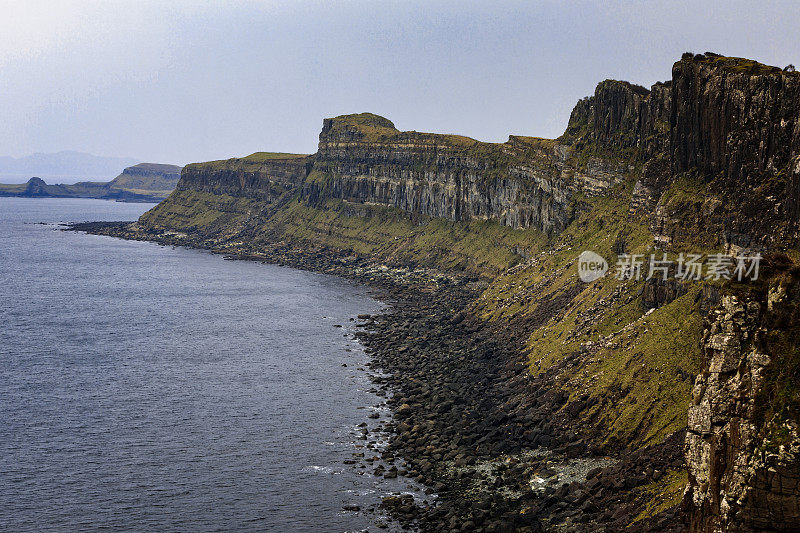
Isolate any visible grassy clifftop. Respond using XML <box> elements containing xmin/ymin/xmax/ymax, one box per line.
<box><xmin>322</xmin><ymin>112</ymin><xmax>508</xmax><ymax>151</ymax></box>
<box><xmin>185</xmin><ymin>152</ymin><xmax>310</xmax><ymax>172</ymax></box>
<box><xmin>684</xmin><ymin>52</ymin><xmax>797</xmax><ymax>76</ymax></box>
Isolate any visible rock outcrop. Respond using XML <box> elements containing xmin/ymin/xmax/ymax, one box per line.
<box><xmin>685</xmin><ymin>269</ymin><xmax>800</xmax><ymax>532</ymax></box>
<box><xmin>667</xmin><ymin>55</ymin><xmax>800</xmax><ymax>249</ymax></box>
<box><xmin>566</xmin><ymin>53</ymin><xmax>800</xmax><ymax>249</ymax></box>
<box><xmin>23</xmin><ymin>176</ymin><xmax>50</xmax><ymax>196</ymax></box>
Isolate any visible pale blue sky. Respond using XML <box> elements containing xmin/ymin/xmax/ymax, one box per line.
<box><xmin>2</xmin><ymin>0</ymin><xmax>799</xmax><ymax>166</ymax></box>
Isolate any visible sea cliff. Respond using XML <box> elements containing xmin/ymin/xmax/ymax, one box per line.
<box><xmin>77</xmin><ymin>53</ymin><xmax>800</xmax><ymax>532</ymax></box>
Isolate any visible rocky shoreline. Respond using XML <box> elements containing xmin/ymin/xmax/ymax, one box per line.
<box><xmin>68</xmin><ymin>221</ymin><xmax>687</xmax><ymax>532</ymax></box>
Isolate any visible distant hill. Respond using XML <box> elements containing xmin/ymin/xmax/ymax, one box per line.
<box><xmin>0</xmin><ymin>151</ymin><xmax>140</xmax><ymax>184</ymax></box>
<box><xmin>0</xmin><ymin>163</ymin><xmax>183</xmax><ymax>203</ymax></box>
<box><xmin>108</xmin><ymin>163</ymin><xmax>182</xmax><ymax>196</ymax></box>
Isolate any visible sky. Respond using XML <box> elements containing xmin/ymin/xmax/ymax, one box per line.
<box><xmin>2</xmin><ymin>0</ymin><xmax>799</xmax><ymax>167</ymax></box>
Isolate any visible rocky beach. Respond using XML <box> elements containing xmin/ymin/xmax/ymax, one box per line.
<box><xmin>69</xmin><ymin>221</ymin><xmax>689</xmax><ymax>532</ymax></box>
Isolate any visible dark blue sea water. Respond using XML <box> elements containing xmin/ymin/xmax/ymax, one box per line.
<box><xmin>0</xmin><ymin>198</ymin><xmax>415</xmax><ymax>532</ymax></box>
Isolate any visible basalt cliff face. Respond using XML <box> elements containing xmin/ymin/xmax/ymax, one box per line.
<box><xmin>303</xmin><ymin>114</ymin><xmax>597</xmax><ymax>236</ymax></box>
<box><xmin>567</xmin><ymin>54</ymin><xmax>800</xmax><ymax>250</ymax></box>
<box><xmin>686</xmin><ymin>271</ymin><xmax>800</xmax><ymax>532</ymax></box>
<box><xmin>127</xmin><ymin>53</ymin><xmax>800</xmax><ymax>532</ymax></box>
<box><xmin>178</xmin><ymin>153</ymin><xmax>311</xmax><ymax>200</ymax></box>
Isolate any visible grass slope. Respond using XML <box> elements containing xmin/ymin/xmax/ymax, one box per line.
<box><xmin>140</xmin><ymin>176</ymin><xmax>716</xmax><ymax>451</ymax></box>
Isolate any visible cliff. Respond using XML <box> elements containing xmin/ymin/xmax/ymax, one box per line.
<box><xmin>685</xmin><ymin>265</ymin><xmax>800</xmax><ymax>532</ymax></box>
<box><xmin>178</xmin><ymin>152</ymin><xmax>310</xmax><ymax>199</ymax></box>
<box><xmin>128</xmin><ymin>53</ymin><xmax>800</xmax><ymax>531</ymax></box>
<box><xmin>151</xmin><ymin>53</ymin><xmax>800</xmax><ymax>250</ymax></box>
<box><xmin>303</xmin><ymin>113</ymin><xmax>599</xmax><ymax>236</ymax></box>
<box><xmin>107</xmin><ymin>163</ymin><xmax>183</xmax><ymax>198</ymax></box>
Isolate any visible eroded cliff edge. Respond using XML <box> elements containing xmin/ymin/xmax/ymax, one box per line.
<box><xmin>102</xmin><ymin>53</ymin><xmax>800</xmax><ymax>531</ymax></box>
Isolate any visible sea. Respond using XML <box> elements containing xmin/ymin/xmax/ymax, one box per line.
<box><xmin>0</xmin><ymin>197</ymin><xmax>419</xmax><ymax>532</ymax></box>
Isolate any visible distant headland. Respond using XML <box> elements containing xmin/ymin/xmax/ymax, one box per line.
<box><xmin>0</xmin><ymin>163</ymin><xmax>182</xmax><ymax>203</ymax></box>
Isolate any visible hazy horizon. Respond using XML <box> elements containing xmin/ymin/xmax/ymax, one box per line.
<box><xmin>0</xmin><ymin>151</ymin><xmax>141</xmax><ymax>184</ymax></box>
<box><xmin>3</xmin><ymin>1</ymin><xmax>800</xmax><ymax>167</ymax></box>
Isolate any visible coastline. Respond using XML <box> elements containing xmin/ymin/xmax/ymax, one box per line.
<box><xmin>68</xmin><ymin>220</ymin><xmax>687</xmax><ymax>532</ymax></box>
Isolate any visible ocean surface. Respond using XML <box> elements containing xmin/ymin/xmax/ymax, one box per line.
<box><xmin>0</xmin><ymin>198</ymin><xmax>416</xmax><ymax>532</ymax></box>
